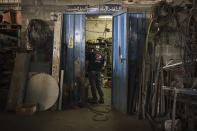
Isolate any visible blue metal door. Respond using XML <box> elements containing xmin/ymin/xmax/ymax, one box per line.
<box><xmin>127</xmin><ymin>12</ymin><xmax>146</xmax><ymax>114</ymax></box>
<box><xmin>112</xmin><ymin>11</ymin><xmax>128</xmax><ymax>114</ymax></box>
<box><xmin>112</xmin><ymin>11</ymin><xmax>146</xmax><ymax>114</ymax></box>
<box><xmin>62</xmin><ymin>14</ymin><xmax>85</xmax><ymax>84</ymax></box>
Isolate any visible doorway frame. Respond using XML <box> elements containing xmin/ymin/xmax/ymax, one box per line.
<box><xmin>61</xmin><ymin>11</ymin><xmax>146</xmax><ymax>114</ymax></box>
<box><xmin>62</xmin><ymin>11</ymin><xmax>115</xmax><ymax>105</ymax></box>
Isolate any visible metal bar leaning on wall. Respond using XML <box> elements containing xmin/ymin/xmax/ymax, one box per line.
<box><xmin>58</xmin><ymin>70</ymin><xmax>64</xmax><ymax>110</ymax></box>
<box><xmin>141</xmin><ymin>18</ymin><xmax>154</xmax><ymax>119</ymax></box>
<box><xmin>151</xmin><ymin>56</ymin><xmax>161</xmax><ymax>117</ymax></box>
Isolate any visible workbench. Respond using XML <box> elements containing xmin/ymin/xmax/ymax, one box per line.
<box><xmin>162</xmin><ymin>86</ymin><xmax>197</xmax><ymax>131</ymax></box>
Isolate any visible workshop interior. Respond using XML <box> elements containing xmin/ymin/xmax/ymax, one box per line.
<box><xmin>0</xmin><ymin>0</ymin><xmax>196</xmax><ymax>131</ymax></box>
<box><xmin>85</xmin><ymin>15</ymin><xmax>112</xmax><ymax>104</ymax></box>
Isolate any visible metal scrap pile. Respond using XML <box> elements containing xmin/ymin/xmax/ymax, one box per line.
<box><xmin>132</xmin><ymin>1</ymin><xmax>197</xmax><ymax>131</ymax></box>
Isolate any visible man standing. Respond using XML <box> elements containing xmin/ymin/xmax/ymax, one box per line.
<box><xmin>86</xmin><ymin>49</ymin><xmax>104</xmax><ymax>104</ymax></box>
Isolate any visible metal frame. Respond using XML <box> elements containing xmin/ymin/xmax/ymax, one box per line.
<box><xmin>61</xmin><ymin>11</ymin><xmax>146</xmax><ymax>114</ymax></box>
<box><xmin>63</xmin><ymin>12</ymin><xmax>114</xmax><ymax>15</ymax></box>
<box><xmin>62</xmin><ymin>12</ymin><xmax>114</xmax><ymax>83</ymax></box>
<box><xmin>162</xmin><ymin>86</ymin><xmax>197</xmax><ymax>131</ymax></box>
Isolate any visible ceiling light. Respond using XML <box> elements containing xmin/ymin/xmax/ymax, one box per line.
<box><xmin>98</xmin><ymin>15</ymin><xmax>112</xmax><ymax>19</ymax></box>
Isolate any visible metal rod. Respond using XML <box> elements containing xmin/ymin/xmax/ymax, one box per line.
<box><xmin>163</xmin><ymin>62</ymin><xmax>183</xmax><ymax>69</ymax></box>
<box><xmin>151</xmin><ymin>57</ymin><xmax>161</xmax><ymax>117</ymax></box>
<box><xmin>163</xmin><ymin>59</ymin><xmax>197</xmax><ymax>69</ymax></box>
<box><xmin>162</xmin><ymin>86</ymin><xmax>197</xmax><ymax>95</ymax></box>
<box><xmin>172</xmin><ymin>89</ymin><xmax>177</xmax><ymax>131</ymax></box>
<box><xmin>58</xmin><ymin>70</ymin><xmax>64</xmax><ymax>111</ymax></box>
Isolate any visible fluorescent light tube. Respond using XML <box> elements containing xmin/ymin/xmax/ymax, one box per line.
<box><xmin>98</xmin><ymin>15</ymin><xmax>112</xmax><ymax>19</ymax></box>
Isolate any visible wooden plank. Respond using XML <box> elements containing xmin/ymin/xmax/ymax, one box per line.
<box><xmin>52</xmin><ymin>13</ymin><xmax>63</xmax><ymax>83</ymax></box>
<box><xmin>6</xmin><ymin>52</ymin><xmax>30</xmax><ymax>111</ymax></box>
<box><xmin>51</xmin><ymin>13</ymin><xmax>63</xmax><ymax>110</ymax></box>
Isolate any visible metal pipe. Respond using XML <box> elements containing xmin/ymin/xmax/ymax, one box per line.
<box><xmin>163</xmin><ymin>59</ymin><xmax>197</xmax><ymax>69</ymax></box>
<box><xmin>172</xmin><ymin>89</ymin><xmax>177</xmax><ymax>131</ymax></box>
<box><xmin>162</xmin><ymin>62</ymin><xmax>183</xmax><ymax>69</ymax></box>
<box><xmin>58</xmin><ymin>70</ymin><xmax>64</xmax><ymax>111</ymax></box>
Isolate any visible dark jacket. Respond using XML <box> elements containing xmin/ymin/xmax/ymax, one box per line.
<box><xmin>86</xmin><ymin>50</ymin><xmax>104</xmax><ymax>72</ymax></box>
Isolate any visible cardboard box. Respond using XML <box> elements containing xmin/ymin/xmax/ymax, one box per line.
<box><xmin>16</xmin><ymin>103</ymin><xmax>37</xmax><ymax>116</ymax></box>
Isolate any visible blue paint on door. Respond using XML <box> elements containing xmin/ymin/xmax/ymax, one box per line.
<box><xmin>112</xmin><ymin>12</ymin><xmax>128</xmax><ymax>114</ymax></box>
<box><xmin>61</xmin><ymin>11</ymin><xmax>146</xmax><ymax>114</ymax></box>
<box><xmin>112</xmin><ymin>12</ymin><xmax>146</xmax><ymax>114</ymax></box>
<box><xmin>62</xmin><ymin>14</ymin><xmax>85</xmax><ymax>84</ymax></box>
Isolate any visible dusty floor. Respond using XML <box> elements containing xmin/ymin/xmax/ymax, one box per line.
<box><xmin>0</xmin><ymin>85</ymin><xmax>153</xmax><ymax>131</ymax></box>
<box><xmin>0</xmin><ymin>107</ymin><xmax>153</xmax><ymax>131</ymax></box>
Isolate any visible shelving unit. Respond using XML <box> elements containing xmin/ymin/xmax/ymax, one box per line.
<box><xmin>0</xmin><ymin>24</ymin><xmax>21</xmax><ymax>47</ymax></box>
<box><xmin>162</xmin><ymin>87</ymin><xmax>197</xmax><ymax>131</ymax></box>
<box><xmin>0</xmin><ymin>1</ymin><xmax>21</xmax><ymax>10</ymax></box>
<box><xmin>0</xmin><ymin>1</ymin><xmax>21</xmax><ymax>110</ymax></box>
<box><xmin>0</xmin><ymin>25</ymin><xmax>21</xmax><ymax>110</ymax></box>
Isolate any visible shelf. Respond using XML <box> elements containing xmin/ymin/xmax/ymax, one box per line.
<box><xmin>0</xmin><ymin>3</ymin><xmax>21</xmax><ymax>6</ymax></box>
<box><xmin>0</xmin><ymin>88</ymin><xmax>9</xmax><ymax>92</ymax></box>
<box><xmin>162</xmin><ymin>86</ymin><xmax>197</xmax><ymax>96</ymax></box>
<box><xmin>0</xmin><ymin>47</ymin><xmax>17</xmax><ymax>51</ymax></box>
<box><xmin>0</xmin><ymin>24</ymin><xmax>21</xmax><ymax>29</ymax></box>
<box><xmin>0</xmin><ymin>24</ymin><xmax>21</xmax><ymax>39</ymax></box>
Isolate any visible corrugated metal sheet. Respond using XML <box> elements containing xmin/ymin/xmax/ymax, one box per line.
<box><xmin>112</xmin><ymin>12</ymin><xmax>146</xmax><ymax>114</ymax></box>
<box><xmin>128</xmin><ymin>12</ymin><xmax>146</xmax><ymax>114</ymax></box>
<box><xmin>112</xmin><ymin>12</ymin><xmax>128</xmax><ymax>114</ymax></box>
<box><xmin>61</xmin><ymin>12</ymin><xmax>145</xmax><ymax>114</ymax></box>
<box><xmin>62</xmin><ymin>14</ymin><xmax>85</xmax><ymax>84</ymax></box>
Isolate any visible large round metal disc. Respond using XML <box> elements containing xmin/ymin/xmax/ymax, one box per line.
<box><xmin>26</xmin><ymin>73</ymin><xmax>59</xmax><ymax>111</ymax></box>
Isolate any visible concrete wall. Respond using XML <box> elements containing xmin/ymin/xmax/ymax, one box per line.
<box><xmin>21</xmin><ymin>0</ymin><xmax>191</xmax><ymax>45</ymax></box>
<box><xmin>21</xmin><ymin>0</ymin><xmax>166</xmax><ymax>31</ymax></box>
<box><xmin>86</xmin><ymin>18</ymin><xmax>112</xmax><ymax>41</ymax></box>
<box><xmin>21</xmin><ymin>0</ymin><xmax>121</xmax><ymax>31</ymax></box>
<box><xmin>21</xmin><ymin>0</ymin><xmax>160</xmax><ymax>46</ymax></box>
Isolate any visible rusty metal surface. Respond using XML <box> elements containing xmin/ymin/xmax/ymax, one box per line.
<box><xmin>63</xmin><ymin>14</ymin><xmax>85</xmax><ymax>84</ymax></box>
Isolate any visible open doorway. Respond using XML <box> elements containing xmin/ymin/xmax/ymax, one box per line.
<box><xmin>62</xmin><ymin>12</ymin><xmax>145</xmax><ymax>113</ymax></box>
<box><xmin>85</xmin><ymin>15</ymin><xmax>112</xmax><ymax>105</ymax></box>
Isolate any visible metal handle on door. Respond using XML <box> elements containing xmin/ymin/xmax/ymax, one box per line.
<box><xmin>119</xmin><ymin>46</ymin><xmax>126</xmax><ymax>62</ymax></box>
<box><xmin>120</xmin><ymin>55</ymin><xmax>126</xmax><ymax>62</ymax></box>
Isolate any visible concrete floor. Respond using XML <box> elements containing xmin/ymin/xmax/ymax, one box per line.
<box><xmin>0</xmin><ymin>83</ymin><xmax>153</xmax><ymax>131</ymax></box>
<box><xmin>0</xmin><ymin>107</ymin><xmax>153</xmax><ymax>131</ymax></box>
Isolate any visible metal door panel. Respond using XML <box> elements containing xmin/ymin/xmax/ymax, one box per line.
<box><xmin>74</xmin><ymin>15</ymin><xmax>85</xmax><ymax>77</ymax></box>
<box><xmin>112</xmin><ymin>12</ymin><xmax>128</xmax><ymax>114</ymax></box>
<box><xmin>64</xmin><ymin>14</ymin><xmax>74</xmax><ymax>83</ymax></box>
<box><xmin>63</xmin><ymin>14</ymin><xmax>85</xmax><ymax>84</ymax></box>
<box><xmin>112</xmin><ymin>15</ymin><xmax>118</xmax><ymax>110</ymax></box>
<box><xmin>127</xmin><ymin>12</ymin><xmax>146</xmax><ymax>114</ymax></box>
<box><xmin>112</xmin><ymin>11</ymin><xmax>146</xmax><ymax>114</ymax></box>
